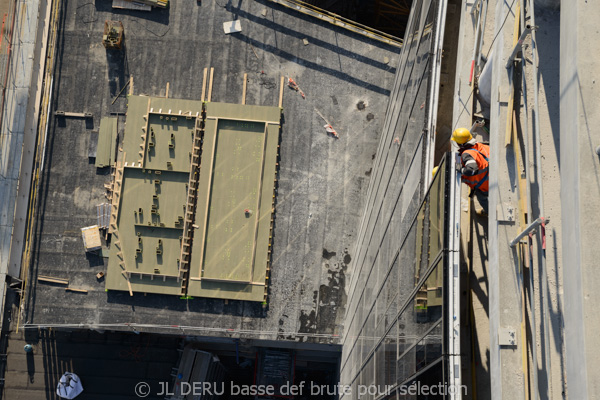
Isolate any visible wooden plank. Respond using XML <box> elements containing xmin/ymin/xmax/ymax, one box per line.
<box><xmin>166</xmin><ymin>82</ymin><xmax>170</xmax><ymax>98</ymax></box>
<box><xmin>65</xmin><ymin>287</ymin><xmax>88</xmax><ymax>293</ymax></box>
<box><xmin>278</xmin><ymin>76</ymin><xmax>284</xmax><ymax>108</ymax></box>
<box><xmin>122</xmin><ymin>270</ymin><xmax>134</xmax><ymax>296</ymax></box>
<box><xmin>201</xmin><ymin>68</ymin><xmax>208</xmax><ymax>102</ymax></box>
<box><xmin>38</xmin><ymin>276</ymin><xmax>68</xmax><ymax>285</ymax></box>
<box><xmin>55</xmin><ymin>111</ymin><xmax>91</xmax><ymax>118</ymax></box>
<box><xmin>112</xmin><ymin>0</ymin><xmax>151</xmax><ymax>11</ymax></box>
<box><xmin>129</xmin><ymin>75</ymin><xmax>134</xmax><ymax>95</ymax></box>
<box><xmin>242</xmin><ymin>73</ymin><xmax>247</xmax><ymax>105</ymax></box>
<box><xmin>207</xmin><ymin>67</ymin><xmax>214</xmax><ymax>102</ymax></box>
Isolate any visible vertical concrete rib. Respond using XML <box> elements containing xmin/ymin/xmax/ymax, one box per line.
<box><xmin>559</xmin><ymin>1</ymin><xmax>588</xmax><ymax>398</ymax></box>
<box><xmin>488</xmin><ymin>0</ymin><xmax>526</xmax><ymax>398</ymax></box>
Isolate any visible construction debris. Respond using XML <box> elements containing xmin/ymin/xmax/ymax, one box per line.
<box><xmin>112</xmin><ymin>0</ymin><xmax>151</xmax><ymax>11</ymax></box>
<box><xmin>97</xmin><ymin>203</ymin><xmax>112</xmax><ymax>229</ymax></box>
<box><xmin>120</xmin><ymin>0</ymin><xmax>167</xmax><ymax>8</ymax></box>
<box><xmin>315</xmin><ymin>109</ymin><xmax>339</xmax><ymax>138</ymax></box>
<box><xmin>324</xmin><ymin>124</ymin><xmax>339</xmax><ymax>138</ymax></box>
<box><xmin>223</xmin><ymin>20</ymin><xmax>242</xmax><ymax>34</ymax></box>
<box><xmin>81</xmin><ymin>226</ymin><xmax>102</xmax><ymax>252</ymax></box>
<box><xmin>288</xmin><ymin>78</ymin><xmax>305</xmax><ymax>99</ymax></box>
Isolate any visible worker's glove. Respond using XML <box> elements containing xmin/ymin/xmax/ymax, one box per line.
<box><xmin>455</xmin><ymin>163</ymin><xmax>463</xmax><ymax>174</ymax></box>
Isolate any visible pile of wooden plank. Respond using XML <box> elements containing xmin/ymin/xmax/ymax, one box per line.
<box><xmin>112</xmin><ymin>0</ymin><xmax>167</xmax><ymax>10</ymax></box>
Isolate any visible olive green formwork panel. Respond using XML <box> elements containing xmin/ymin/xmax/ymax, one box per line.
<box><xmin>96</xmin><ymin>117</ymin><xmax>117</xmax><ymax>168</ymax></box>
<box><xmin>106</xmin><ymin>96</ymin><xmax>280</xmax><ymax>301</ymax></box>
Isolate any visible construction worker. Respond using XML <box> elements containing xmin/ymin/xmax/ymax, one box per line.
<box><xmin>452</xmin><ymin>128</ymin><xmax>489</xmax><ymax>216</ymax></box>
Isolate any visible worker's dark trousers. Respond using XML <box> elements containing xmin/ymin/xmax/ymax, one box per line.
<box><xmin>475</xmin><ymin>189</ymin><xmax>488</xmax><ymax>214</ymax></box>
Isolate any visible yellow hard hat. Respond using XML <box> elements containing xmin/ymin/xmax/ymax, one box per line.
<box><xmin>451</xmin><ymin>128</ymin><xmax>472</xmax><ymax>144</ymax></box>
<box><xmin>432</xmin><ymin>166</ymin><xmax>439</xmax><ymax>178</ymax></box>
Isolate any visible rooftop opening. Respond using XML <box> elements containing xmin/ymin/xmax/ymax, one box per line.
<box><xmin>292</xmin><ymin>0</ymin><xmax>414</xmax><ymax>38</ymax></box>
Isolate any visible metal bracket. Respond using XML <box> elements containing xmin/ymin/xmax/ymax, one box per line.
<box><xmin>496</xmin><ymin>203</ymin><xmax>516</xmax><ymax>223</ymax></box>
<box><xmin>470</xmin><ymin>0</ymin><xmax>482</xmax><ymax>15</ymax></box>
<box><xmin>509</xmin><ymin>217</ymin><xmax>550</xmax><ymax>247</ymax></box>
<box><xmin>499</xmin><ymin>327</ymin><xmax>517</xmax><ymax>346</ymax></box>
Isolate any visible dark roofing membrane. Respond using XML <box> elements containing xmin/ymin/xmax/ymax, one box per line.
<box><xmin>24</xmin><ymin>0</ymin><xmax>398</xmax><ymax>343</ymax></box>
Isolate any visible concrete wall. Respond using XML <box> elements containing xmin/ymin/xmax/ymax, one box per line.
<box><xmin>560</xmin><ymin>0</ymin><xmax>600</xmax><ymax>397</ymax></box>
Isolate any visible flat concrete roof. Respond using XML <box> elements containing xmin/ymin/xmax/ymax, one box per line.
<box><xmin>23</xmin><ymin>0</ymin><xmax>398</xmax><ymax>341</ymax></box>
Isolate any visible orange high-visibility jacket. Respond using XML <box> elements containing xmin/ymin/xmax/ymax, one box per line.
<box><xmin>460</xmin><ymin>143</ymin><xmax>489</xmax><ymax>192</ymax></box>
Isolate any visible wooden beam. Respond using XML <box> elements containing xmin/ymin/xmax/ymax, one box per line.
<box><xmin>242</xmin><ymin>73</ymin><xmax>247</xmax><ymax>105</ymax></box>
<box><xmin>121</xmin><ymin>270</ymin><xmax>134</xmax><ymax>296</ymax></box>
<box><xmin>166</xmin><ymin>82</ymin><xmax>170</xmax><ymax>98</ymax></box>
<box><xmin>201</xmin><ymin>68</ymin><xmax>208</xmax><ymax>102</ymax></box>
<box><xmin>38</xmin><ymin>276</ymin><xmax>69</xmax><ymax>285</ymax></box>
<box><xmin>207</xmin><ymin>67</ymin><xmax>214</xmax><ymax>102</ymax></box>
<box><xmin>278</xmin><ymin>76</ymin><xmax>285</xmax><ymax>108</ymax></box>
<box><xmin>54</xmin><ymin>111</ymin><xmax>92</xmax><ymax>118</ymax></box>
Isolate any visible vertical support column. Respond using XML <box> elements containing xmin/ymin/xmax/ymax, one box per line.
<box><xmin>560</xmin><ymin>0</ymin><xmax>599</xmax><ymax>397</ymax></box>
<box><xmin>488</xmin><ymin>0</ymin><xmax>526</xmax><ymax>399</ymax></box>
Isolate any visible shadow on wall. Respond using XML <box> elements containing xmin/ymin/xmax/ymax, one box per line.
<box><xmin>535</xmin><ymin>6</ymin><xmax>560</xmax><ymax>168</ymax></box>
